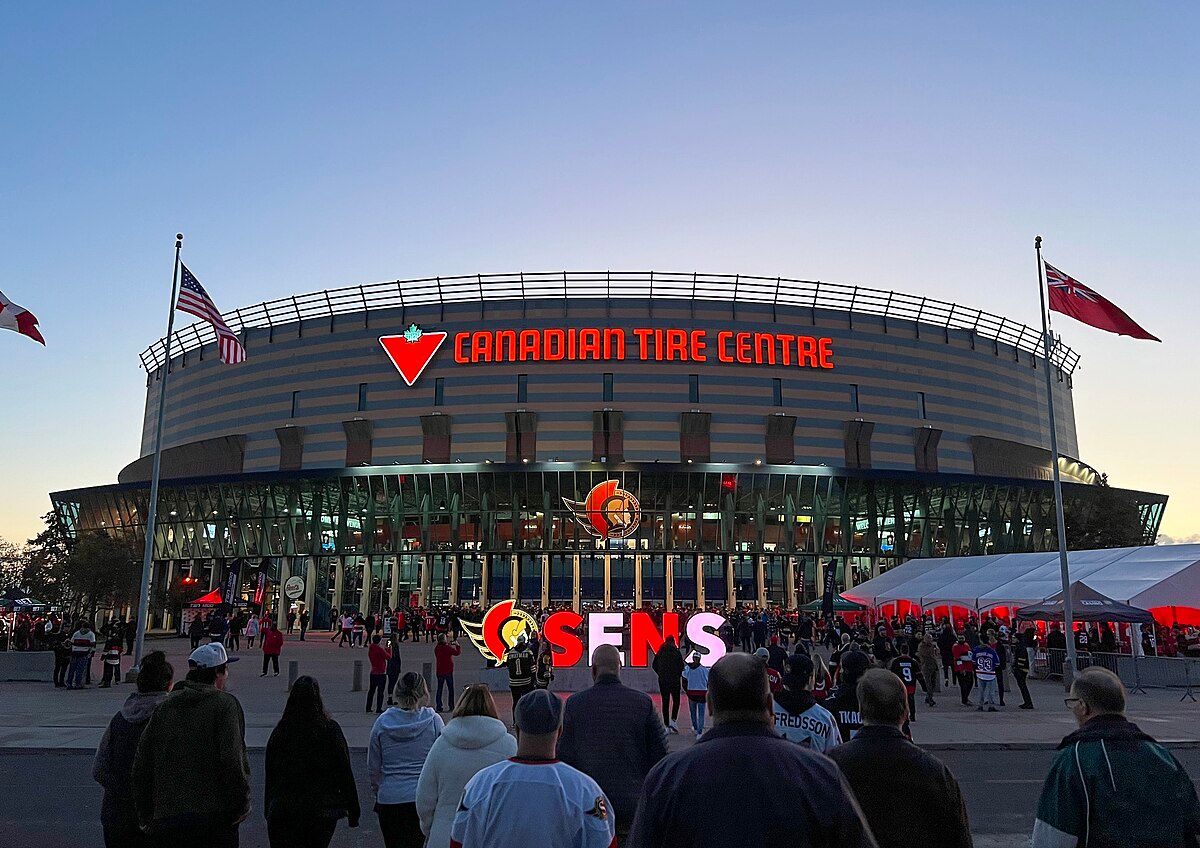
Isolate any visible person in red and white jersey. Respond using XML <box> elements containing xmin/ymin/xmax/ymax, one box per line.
<box><xmin>451</xmin><ymin>688</ymin><xmax>616</xmax><ymax>848</ymax></box>
<box><xmin>66</xmin><ymin>621</ymin><xmax>96</xmax><ymax>689</ymax></box>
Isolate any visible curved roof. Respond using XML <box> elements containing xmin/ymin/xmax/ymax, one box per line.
<box><xmin>139</xmin><ymin>270</ymin><xmax>1080</xmax><ymax>373</ymax></box>
<box><xmin>844</xmin><ymin>544</ymin><xmax>1200</xmax><ymax>612</ymax></box>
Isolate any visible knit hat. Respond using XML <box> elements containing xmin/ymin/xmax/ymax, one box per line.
<box><xmin>785</xmin><ymin>653</ymin><xmax>814</xmax><ymax>687</ymax></box>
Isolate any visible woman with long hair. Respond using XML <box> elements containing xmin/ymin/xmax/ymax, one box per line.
<box><xmin>265</xmin><ymin>676</ymin><xmax>360</xmax><ymax>848</ymax></box>
<box><xmin>415</xmin><ymin>685</ymin><xmax>516</xmax><ymax>847</ymax></box>
<box><xmin>369</xmin><ymin>672</ymin><xmax>444</xmax><ymax>847</ymax></box>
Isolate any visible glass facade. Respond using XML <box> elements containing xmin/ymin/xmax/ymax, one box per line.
<box><xmin>51</xmin><ymin>463</ymin><xmax>1166</xmax><ymax>626</ymax></box>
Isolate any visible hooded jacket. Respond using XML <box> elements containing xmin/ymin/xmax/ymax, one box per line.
<box><xmin>94</xmin><ymin>691</ymin><xmax>169</xmax><ymax>826</ymax></box>
<box><xmin>772</xmin><ymin>686</ymin><xmax>841</xmax><ymax>752</ymax></box>
<box><xmin>1032</xmin><ymin>714</ymin><xmax>1200</xmax><ymax>848</ymax></box>
<box><xmin>652</xmin><ymin>640</ymin><xmax>685</xmax><ymax>686</ymax></box>
<box><xmin>415</xmin><ymin>714</ymin><xmax>516</xmax><ymax>848</ymax></box>
<box><xmin>368</xmin><ymin>706</ymin><xmax>444</xmax><ymax>805</ymax></box>
<box><xmin>131</xmin><ymin>679</ymin><xmax>251</xmax><ymax>832</ymax></box>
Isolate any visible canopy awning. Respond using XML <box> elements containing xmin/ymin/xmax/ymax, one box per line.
<box><xmin>844</xmin><ymin>544</ymin><xmax>1200</xmax><ymax>617</ymax></box>
<box><xmin>1017</xmin><ymin>581</ymin><xmax>1154</xmax><ymax>623</ymax></box>
<box><xmin>187</xmin><ymin>589</ymin><xmax>225</xmax><ymax>608</ymax></box>
<box><xmin>799</xmin><ymin>594</ymin><xmax>867</xmax><ymax>612</ymax></box>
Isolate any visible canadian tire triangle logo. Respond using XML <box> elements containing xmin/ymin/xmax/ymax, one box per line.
<box><xmin>380</xmin><ymin>324</ymin><xmax>447</xmax><ymax>387</ymax></box>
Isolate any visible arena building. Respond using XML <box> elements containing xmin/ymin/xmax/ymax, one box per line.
<box><xmin>50</xmin><ymin>271</ymin><xmax>1167</xmax><ymax>629</ymax></box>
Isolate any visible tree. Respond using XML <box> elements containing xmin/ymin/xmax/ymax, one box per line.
<box><xmin>19</xmin><ymin>512</ymin><xmax>72</xmax><ymax>605</ymax></box>
<box><xmin>61</xmin><ymin>531</ymin><xmax>142</xmax><ymax>620</ymax></box>
<box><xmin>0</xmin><ymin>537</ymin><xmax>23</xmax><ymax>587</ymax></box>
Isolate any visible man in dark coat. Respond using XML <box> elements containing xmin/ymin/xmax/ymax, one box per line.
<box><xmin>829</xmin><ymin>669</ymin><xmax>972</xmax><ymax>848</ymax></box>
<box><xmin>627</xmin><ymin>653</ymin><xmax>876</xmax><ymax>848</ymax></box>
<box><xmin>559</xmin><ymin>644</ymin><xmax>669</xmax><ymax>843</ymax></box>
<box><xmin>652</xmin><ymin>635</ymin><xmax>685</xmax><ymax>732</ymax></box>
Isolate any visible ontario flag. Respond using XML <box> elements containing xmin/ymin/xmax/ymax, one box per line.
<box><xmin>1045</xmin><ymin>262</ymin><xmax>1160</xmax><ymax>342</ymax></box>
<box><xmin>0</xmin><ymin>288</ymin><xmax>45</xmax><ymax>345</ymax></box>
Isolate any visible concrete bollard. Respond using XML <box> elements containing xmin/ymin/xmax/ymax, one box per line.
<box><xmin>422</xmin><ymin>661</ymin><xmax>433</xmax><ymax>695</ymax></box>
<box><xmin>287</xmin><ymin>660</ymin><xmax>299</xmax><ymax>691</ymax></box>
<box><xmin>352</xmin><ymin>660</ymin><xmax>363</xmax><ymax>692</ymax></box>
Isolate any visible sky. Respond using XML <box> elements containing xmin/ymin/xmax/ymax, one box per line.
<box><xmin>1</xmin><ymin>3</ymin><xmax>1197</xmax><ymax>545</ymax></box>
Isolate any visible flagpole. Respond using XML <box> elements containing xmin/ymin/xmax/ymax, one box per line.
<box><xmin>131</xmin><ymin>233</ymin><xmax>184</xmax><ymax>674</ymax></box>
<box><xmin>1035</xmin><ymin>235</ymin><xmax>1079</xmax><ymax>689</ymax></box>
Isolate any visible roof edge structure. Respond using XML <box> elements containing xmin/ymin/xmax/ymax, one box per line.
<box><xmin>844</xmin><ymin>544</ymin><xmax>1200</xmax><ymax>618</ymax></box>
<box><xmin>139</xmin><ymin>270</ymin><xmax>1080</xmax><ymax>374</ymax></box>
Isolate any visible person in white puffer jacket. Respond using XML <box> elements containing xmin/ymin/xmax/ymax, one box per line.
<box><xmin>415</xmin><ymin>684</ymin><xmax>516</xmax><ymax>848</ymax></box>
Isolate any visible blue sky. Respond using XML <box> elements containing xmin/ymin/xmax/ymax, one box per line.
<box><xmin>1</xmin><ymin>3</ymin><xmax>1197</xmax><ymax>543</ymax></box>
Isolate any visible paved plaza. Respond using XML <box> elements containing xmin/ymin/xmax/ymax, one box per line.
<box><xmin>3</xmin><ymin>631</ymin><xmax>1199</xmax><ymax>751</ymax></box>
<box><xmin>2</xmin><ymin>633</ymin><xmax>1199</xmax><ymax>847</ymax></box>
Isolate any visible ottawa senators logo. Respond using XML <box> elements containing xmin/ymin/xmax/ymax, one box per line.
<box><xmin>460</xmin><ymin>600</ymin><xmax>539</xmax><ymax>667</ymax></box>
<box><xmin>563</xmin><ymin>480</ymin><xmax>641</xmax><ymax>539</ymax></box>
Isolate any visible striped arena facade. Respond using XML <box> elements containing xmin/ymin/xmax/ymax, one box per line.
<box><xmin>50</xmin><ymin>272</ymin><xmax>1165</xmax><ymax>630</ymax></box>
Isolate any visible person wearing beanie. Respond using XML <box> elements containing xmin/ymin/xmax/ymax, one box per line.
<box><xmin>451</xmin><ymin>689</ymin><xmax>616</xmax><ymax>848</ymax></box>
<box><xmin>772</xmin><ymin>653</ymin><xmax>841</xmax><ymax>752</ymax></box>
<box><xmin>825</xmin><ymin>648</ymin><xmax>871</xmax><ymax>742</ymax></box>
<box><xmin>753</xmin><ymin>647</ymin><xmax>783</xmax><ymax>693</ymax></box>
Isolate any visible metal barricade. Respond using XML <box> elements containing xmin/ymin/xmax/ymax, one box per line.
<box><xmin>1044</xmin><ymin>649</ymin><xmax>1200</xmax><ymax>698</ymax></box>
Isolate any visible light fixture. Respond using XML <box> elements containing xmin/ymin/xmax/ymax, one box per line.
<box><xmin>753</xmin><ymin>459</ymin><xmax>762</xmax><ymax>466</ymax></box>
<box><xmin>522</xmin><ymin>457</ymin><xmax>530</xmax><ymax>464</ymax></box>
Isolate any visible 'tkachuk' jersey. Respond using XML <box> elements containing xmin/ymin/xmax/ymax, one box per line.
<box><xmin>772</xmin><ymin>697</ymin><xmax>842</xmax><ymax>753</ymax></box>
<box><xmin>451</xmin><ymin>757</ymin><xmax>616</xmax><ymax>848</ymax></box>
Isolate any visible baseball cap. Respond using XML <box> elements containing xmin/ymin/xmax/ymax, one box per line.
<box><xmin>188</xmin><ymin>642</ymin><xmax>239</xmax><ymax>669</ymax></box>
<box><xmin>754</xmin><ymin>647</ymin><xmax>770</xmax><ymax>659</ymax></box>
<box><xmin>514</xmin><ymin>688</ymin><xmax>563</xmax><ymax>735</ymax></box>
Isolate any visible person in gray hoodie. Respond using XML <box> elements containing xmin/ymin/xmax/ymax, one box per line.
<box><xmin>93</xmin><ymin>651</ymin><xmax>174</xmax><ymax>848</ymax></box>
<box><xmin>415</xmin><ymin>684</ymin><xmax>516</xmax><ymax>848</ymax></box>
<box><xmin>369</xmin><ymin>671</ymin><xmax>444</xmax><ymax>848</ymax></box>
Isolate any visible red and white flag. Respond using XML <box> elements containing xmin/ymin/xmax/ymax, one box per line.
<box><xmin>1045</xmin><ymin>262</ymin><xmax>1160</xmax><ymax>342</ymax></box>
<box><xmin>176</xmin><ymin>263</ymin><xmax>246</xmax><ymax>363</ymax></box>
<box><xmin>0</xmin><ymin>288</ymin><xmax>45</xmax><ymax>345</ymax></box>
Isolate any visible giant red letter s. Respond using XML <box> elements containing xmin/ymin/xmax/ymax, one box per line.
<box><xmin>543</xmin><ymin>610</ymin><xmax>584</xmax><ymax>668</ymax></box>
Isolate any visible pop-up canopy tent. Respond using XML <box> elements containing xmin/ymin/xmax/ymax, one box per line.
<box><xmin>844</xmin><ymin>544</ymin><xmax>1200</xmax><ymax>624</ymax></box>
<box><xmin>798</xmin><ymin>594</ymin><xmax>867</xmax><ymax>613</ymax></box>
<box><xmin>0</xmin><ymin>588</ymin><xmax>47</xmax><ymax>612</ymax></box>
<box><xmin>186</xmin><ymin>589</ymin><xmax>225</xmax><ymax>608</ymax></box>
<box><xmin>1016</xmin><ymin>581</ymin><xmax>1154</xmax><ymax>624</ymax></box>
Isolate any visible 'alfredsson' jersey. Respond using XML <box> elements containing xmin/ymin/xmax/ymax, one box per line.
<box><xmin>772</xmin><ymin>700</ymin><xmax>842</xmax><ymax>753</ymax></box>
<box><xmin>451</xmin><ymin>757</ymin><xmax>616</xmax><ymax>848</ymax></box>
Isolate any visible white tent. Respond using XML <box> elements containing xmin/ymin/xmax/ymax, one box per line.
<box><xmin>844</xmin><ymin>544</ymin><xmax>1200</xmax><ymax>616</ymax></box>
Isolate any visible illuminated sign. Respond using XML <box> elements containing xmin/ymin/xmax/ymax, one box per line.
<box><xmin>462</xmin><ymin>599</ymin><xmax>728</xmax><ymax>668</ymax></box>
<box><xmin>564</xmin><ymin>480</ymin><xmax>640</xmax><ymax>539</ymax></box>
<box><xmin>382</xmin><ymin>324</ymin><xmax>834</xmax><ymax>385</ymax></box>
<box><xmin>379</xmin><ymin>325</ymin><xmax>448</xmax><ymax>387</ymax></box>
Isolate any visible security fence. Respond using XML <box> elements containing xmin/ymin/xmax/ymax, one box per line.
<box><xmin>1042</xmin><ymin>648</ymin><xmax>1200</xmax><ymax>699</ymax></box>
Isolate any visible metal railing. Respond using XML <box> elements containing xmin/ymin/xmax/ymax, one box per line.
<box><xmin>139</xmin><ymin>270</ymin><xmax>1081</xmax><ymax>374</ymax></box>
<box><xmin>1042</xmin><ymin>648</ymin><xmax>1200</xmax><ymax>698</ymax></box>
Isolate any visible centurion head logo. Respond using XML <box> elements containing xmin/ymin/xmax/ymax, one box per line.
<box><xmin>564</xmin><ymin>480</ymin><xmax>641</xmax><ymax>539</ymax></box>
<box><xmin>460</xmin><ymin>600</ymin><xmax>539</xmax><ymax>667</ymax></box>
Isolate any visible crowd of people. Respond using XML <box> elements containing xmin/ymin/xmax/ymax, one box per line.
<box><xmin>86</xmin><ymin>621</ymin><xmax>1200</xmax><ymax>848</ymax></box>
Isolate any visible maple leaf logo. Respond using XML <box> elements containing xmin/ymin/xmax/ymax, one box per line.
<box><xmin>403</xmin><ymin>323</ymin><xmax>423</xmax><ymax>343</ymax></box>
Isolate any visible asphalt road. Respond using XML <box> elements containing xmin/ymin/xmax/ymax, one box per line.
<box><xmin>2</xmin><ymin>748</ymin><xmax>1198</xmax><ymax>847</ymax></box>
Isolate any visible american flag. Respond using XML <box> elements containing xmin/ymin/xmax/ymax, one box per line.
<box><xmin>176</xmin><ymin>263</ymin><xmax>246</xmax><ymax>364</ymax></box>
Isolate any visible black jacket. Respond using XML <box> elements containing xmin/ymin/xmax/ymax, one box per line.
<box><xmin>627</xmin><ymin>721</ymin><xmax>877</xmax><ymax>848</ymax></box>
<box><xmin>558</xmin><ymin>674</ymin><xmax>669</xmax><ymax>830</ymax></box>
<box><xmin>829</xmin><ymin>725</ymin><xmax>972</xmax><ymax>848</ymax></box>
<box><xmin>652</xmin><ymin>641</ymin><xmax>685</xmax><ymax>686</ymax></box>
<box><xmin>265</xmin><ymin>717</ymin><xmax>360</xmax><ymax>825</ymax></box>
